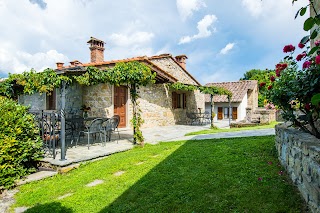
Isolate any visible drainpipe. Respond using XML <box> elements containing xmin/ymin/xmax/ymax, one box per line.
<box><xmin>60</xmin><ymin>81</ymin><xmax>66</xmax><ymax>161</ymax></box>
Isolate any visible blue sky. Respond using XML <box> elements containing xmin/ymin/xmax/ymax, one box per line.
<box><xmin>0</xmin><ymin>0</ymin><xmax>309</xmax><ymax>84</ymax></box>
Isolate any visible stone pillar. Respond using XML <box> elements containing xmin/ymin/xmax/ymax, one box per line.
<box><xmin>246</xmin><ymin>107</ymin><xmax>252</xmax><ymax>123</ymax></box>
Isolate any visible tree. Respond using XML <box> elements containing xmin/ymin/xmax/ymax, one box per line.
<box><xmin>240</xmin><ymin>69</ymin><xmax>275</xmax><ymax>107</ymax></box>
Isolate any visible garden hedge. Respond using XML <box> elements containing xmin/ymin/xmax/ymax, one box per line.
<box><xmin>0</xmin><ymin>96</ymin><xmax>43</xmax><ymax>189</ymax></box>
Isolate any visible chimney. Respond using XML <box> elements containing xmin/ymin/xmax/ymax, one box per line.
<box><xmin>87</xmin><ymin>37</ymin><xmax>105</xmax><ymax>63</ymax></box>
<box><xmin>175</xmin><ymin>55</ymin><xmax>188</xmax><ymax>70</ymax></box>
<box><xmin>56</xmin><ymin>62</ymin><xmax>64</xmax><ymax>70</ymax></box>
<box><xmin>69</xmin><ymin>60</ymin><xmax>82</xmax><ymax>67</ymax></box>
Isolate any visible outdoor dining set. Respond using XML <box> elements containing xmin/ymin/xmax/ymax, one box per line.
<box><xmin>29</xmin><ymin>110</ymin><xmax>121</xmax><ymax>159</ymax></box>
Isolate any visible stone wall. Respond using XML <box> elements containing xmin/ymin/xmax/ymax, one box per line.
<box><xmin>311</xmin><ymin>1</ymin><xmax>320</xmax><ymax>46</ymax></box>
<box><xmin>247</xmin><ymin>87</ymin><xmax>258</xmax><ymax>109</ymax></box>
<box><xmin>82</xmin><ymin>83</ymin><xmax>113</xmax><ymax>118</ymax></box>
<box><xmin>131</xmin><ymin>84</ymin><xmax>205</xmax><ymax>128</ymax></box>
<box><xmin>275</xmin><ymin>124</ymin><xmax>320</xmax><ymax>213</ymax></box>
<box><xmin>56</xmin><ymin>83</ymin><xmax>83</xmax><ymax>115</ymax></box>
<box><xmin>136</xmin><ymin>84</ymin><xmax>174</xmax><ymax>127</ymax></box>
<box><xmin>19</xmin><ymin>93</ymin><xmax>46</xmax><ymax>110</ymax></box>
<box><xmin>253</xmin><ymin>108</ymin><xmax>276</xmax><ymax>124</ymax></box>
<box><xmin>150</xmin><ymin>57</ymin><xmax>198</xmax><ymax>85</ymax></box>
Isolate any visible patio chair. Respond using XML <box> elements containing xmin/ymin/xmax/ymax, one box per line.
<box><xmin>101</xmin><ymin>115</ymin><xmax>120</xmax><ymax>144</ymax></box>
<box><xmin>77</xmin><ymin>118</ymin><xmax>104</xmax><ymax>149</ymax></box>
<box><xmin>66</xmin><ymin>115</ymin><xmax>85</xmax><ymax>146</ymax></box>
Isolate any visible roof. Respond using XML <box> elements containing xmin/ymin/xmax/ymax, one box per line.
<box><xmin>57</xmin><ymin>55</ymin><xmax>179</xmax><ymax>83</ymax></box>
<box><xmin>205</xmin><ymin>80</ymin><xmax>257</xmax><ymax>103</ymax></box>
<box><xmin>148</xmin><ymin>54</ymin><xmax>201</xmax><ymax>86</ymax></box>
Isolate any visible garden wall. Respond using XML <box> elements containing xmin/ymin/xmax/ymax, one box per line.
<box><xmin>275</xmin><ymin>124</ymin><xmax>320</xmax><ymax>213</ymax></box>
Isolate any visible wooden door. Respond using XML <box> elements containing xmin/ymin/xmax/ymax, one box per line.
<box><xmin>232</xmin><ymin>107</ymin><xmax>238</xmax><ymax>120</ymax></box>
<box><xmin>218</xmin><ymin>107</ymin><xmax>223</xmax><ymax>120</ymax></box>
<box><xmin>114</xmin><ymin>86</ymin><xmax>127</xmax><ymax>128</ymax></box>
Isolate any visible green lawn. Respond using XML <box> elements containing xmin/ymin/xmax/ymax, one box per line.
<box><xmin>12</xmin><ymin>136</ymin><xmax>306</xmax><ymax>213</ymax></box>
<box><xmin>185</xmin><ymin>121</ymin><xmax>278</xmax><ymax>136</ymax></box>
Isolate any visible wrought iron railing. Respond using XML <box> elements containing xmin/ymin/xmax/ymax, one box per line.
<box><xmin>29</xmin><ymin>110</ymin><xmax>61</xmax><ymax>159</ymax></box>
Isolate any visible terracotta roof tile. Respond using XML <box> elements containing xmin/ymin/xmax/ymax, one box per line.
<box><xmin>205</xmin><ymin>80</ymin><xmax>258</xmax><ymax>103</ymax></box>
<box><xmin>58</xmin><ymin>53</ymin><xmax>200</xmax><ymax>85</ymax></box>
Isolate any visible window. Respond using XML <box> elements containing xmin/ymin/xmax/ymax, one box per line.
<box><xmin>224</xmin><ymin>107</ymin><xmax>230</xmax><ymax>119</ymax></box>
<box><xmin>172</xmin><ymin>92</ymin><xmax>187</xmax><ymax>109</ymax></box>
<box><xmin>46</xmin><ymin>89</ymin><xmax>56</xmax><ymax>110</ymax></box>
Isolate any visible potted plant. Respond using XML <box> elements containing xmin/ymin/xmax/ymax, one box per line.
<box><xmin>80</xmin><ymin>104</ymin><xmax>91</xmax><ymax>118</ymax></box>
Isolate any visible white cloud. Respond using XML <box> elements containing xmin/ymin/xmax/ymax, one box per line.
<box><xmin>220</xmin><ymin>43</ymin><xmax>235</xmax><ymax>55</ymax></box>
<box><xmin>179</xmin><ymin>14</ymin><xmax>217</xmax><ymax>44</ymax></box>
<box><xmin>109</xmin><ymin>31</ymin><xmax>154</xmax><ymax>47</ymax></box>
<box><xmin>241</xmin><ymin>0</ymin><xmax>263</xmax><ymax>17</ymax></box>
<box><xmin>176</xmin><ymin>0</ymin><xmax>206</xmax><ymax>21</ymax></box>
<box><xmin>0</xmin><ymin>49</ymin><xmax>69</xmax><ymax>74</ymax></box>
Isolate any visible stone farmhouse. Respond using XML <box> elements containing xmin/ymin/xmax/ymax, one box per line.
<box><xmin>19</xmin><ymin>37</ymin><xmax>205</xmax><ymax>128</ymax></box>
<box><xmin>204</xmin><ymin>80</ymin><xmax>258</xmax><ymax>122</ymax></box>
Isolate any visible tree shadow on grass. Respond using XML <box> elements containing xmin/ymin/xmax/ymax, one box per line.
<box><xmin>24</xmin><ymin>202</ymin><xmax>73</xmax><ymax>213</ymax></box>
<box><xmin>99</xmin><ymin>136</ymin><xmax>305</xmax><ymax>213</ymax></box>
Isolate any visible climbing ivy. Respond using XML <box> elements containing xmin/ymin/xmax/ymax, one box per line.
<box><xmin>168</xmin><ymin>82</ymin><xmax>232</xmax><ymax>97</ymax></box>
<box><xmin>0</xmin><ymin>62</ymin><xmax>155</xmax><ymax>145</ymax></box>
<box><xmin>0</xmin><ymin>68</ymin><xmax>70</xmax><ymax>99</ymax></box>
<box><xmin>0</xmin><ymin>63</ymin><xmax>231</xmax><ymax>144</ymax></box>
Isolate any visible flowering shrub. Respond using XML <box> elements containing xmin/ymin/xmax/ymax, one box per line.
<box><xmin>265</xmin><ymin>1</ymin><xmax>320</xmax><ymax>138</ymax></box>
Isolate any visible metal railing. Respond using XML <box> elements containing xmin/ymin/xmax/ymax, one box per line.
<box><xmin>29</xmin><ymin>110</ymin><xmax>62</xmax><ymax>159</ymax></box>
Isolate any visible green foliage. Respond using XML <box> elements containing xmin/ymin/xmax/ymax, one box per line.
<box><xmin>241</xmin><ymin>69</ymin><xmax>276</xmax><ymax>107</ymax></box>
<box><xmin>266</xmin><ymin>1</ymin><xmax>320</xmax><ymax>138</ymax></box>
<box><xmin>168</xmin><ymin>82</ymin><xmax>232</xmax><ymax>97</ymax></box>
<box><xmin>73</xmin><ymin>66</ymin><xmax>108</xmax><ymax>86</ymax></box>
<box><xmin>169</xmin><ymin>82</ymin><xmax>197</xmax><ymax>91</ymax></box>
<box><xmin>0</xmin><ymin>68</ymin><xmax>71</xmax><ymax>99</ymax></box>
<box><xmin>0</xmin><ymin>96</ymin><xmax>43</xmax><ymax>189</ymax></box>
<box><xmin>107</xmin><ymin>61</ymin><xmax>156</xmax><ymax>86</ymax></box>
<box><xmin>0</xmin><ymin>62</ymin><xmax>156</xmax><ymax>145</ymax></box>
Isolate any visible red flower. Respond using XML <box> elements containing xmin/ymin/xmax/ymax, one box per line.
<box><xmin>270</xmin><ymin>76</ymin><xmax>275</xmax><ymax>82</ymax></box>
<box><xmin>278</xmin><ymin>171</ymin><xmax>283</xmax><ymax>175</ymax></box>
<box><xmin>283</xmin><ymin>44</ymin><xmax>295</xmax><ymax>53</ymax></box>
<box><xmin>276</xmin><ymin>63</ymin><xmax>287</xmax><ymax>71</ymax></box>
<box><xmin>305</xmin><ymin>103</ymin><xmax>311</xmax><ymax>111</ymax></box>
<box><xmin>302</xmin><ymin>61</ymin><xmax>312</xmax><ymax>69</ymax></box>
<box><xmin>315</xmin><ymin>55</ymin><xmax>320</xmax><ymax>65</ymax></box>
<box><xmin>276</xmin><ymin>70</ymin><xmax>281</xmax><ymax>77</ymax></box>
<box><xmin>268</xmin><ymin>85</ymin><xmax>272</xmax><ymax>90</ymax></box>
<box><xmin>298</xmin><ymin>43</ymin><xmax>305</xmax><ymax>48</ymax></box>
<box><xmin>296</xmin><ymin>53</ymin><xmax>306</xmax><ymax>61</ymax></box>
<box><xmin>315</xmin><ymin>40</ymin><xmax>320</xmax><ymax>47</ymax></box>
<box><xmin>258</xmin><ymin>177</ymin><xmax>263</xmax><ymax>181</ymax></box>
<box><xmin>260</xmin><ymin>82</ymin><xmax>266</xmax><ymax>87</ymax></box>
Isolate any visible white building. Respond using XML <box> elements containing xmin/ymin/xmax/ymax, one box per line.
<box><xmin>204</xmin><ymin>80</ymin><xmax>258</xmax><ymax>122</ymax></box>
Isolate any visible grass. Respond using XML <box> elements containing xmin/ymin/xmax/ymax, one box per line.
<box><xmin>185</xmin><ymin>121</ymin><xmax>279</xmax><ymax>136</ymax></box>
<box><xmin>12</xmin><ymin>136</ymin><xmax>306</xmax><ymax>213</ymax></box>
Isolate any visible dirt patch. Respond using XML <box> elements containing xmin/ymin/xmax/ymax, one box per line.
<box><xmin>86</xmin><ymin>180</ymin><xmax>104</xmax><ymax>187</ymax></box>
<box><xmin>113</xmin><ymin>171</ymin><xmax>125</xmax><ymax>176</ymax></box>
